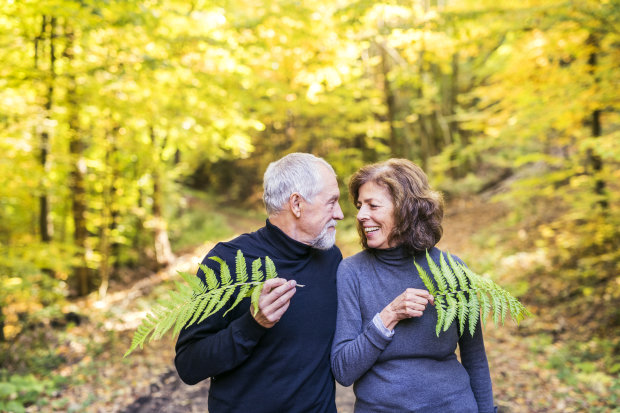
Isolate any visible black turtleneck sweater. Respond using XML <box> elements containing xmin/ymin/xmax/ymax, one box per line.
<box><xmin>175</xmin><ymin>220</ymin><xmax>342</xmax><ymax>413</ymax></box>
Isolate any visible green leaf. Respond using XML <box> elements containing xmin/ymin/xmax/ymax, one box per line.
<box><xmin>224</xmin><ymin>284</ymin><xmax>250</xmax><ymax>317</ymax></box>
<box><xmin>251</xmin><ymin>258</ymin><xmax>264</xmax><ymax>282</ymax></box>
<box><xmin>265</xmin><ymin>256</ymin><xmax>277</xmax><ymax>279</ymax></box>
<box><xmin>415</xmin><ymin>260</ymin><xmax>437</xmax><ymax>297</ymax></box>
<box><xmin>209</xmin><ymin>256</ymin><xmax>232</xmax><ymax>285</ymax></box>
<box><xmin>236</xmin><ymin>249</ymin><xmax>248</xmax><ymax>283</ymax></box>
<box><xmin>251</xmin><ymin>284</ymin><xmax>262</xmax><ymax>316</ymax></box>
<box><xmin>440</xmin><ymin>253</ymin><xmax>458</xmax><ymax>291</ymax></box>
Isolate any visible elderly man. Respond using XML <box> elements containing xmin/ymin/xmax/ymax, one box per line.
<box><xmin>175</xmin><ymin>153</ymin><xmax>344</xmax><ymax>412</ymax></box>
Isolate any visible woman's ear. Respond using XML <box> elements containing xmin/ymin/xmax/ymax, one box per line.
<box><xmin>289</xmin><ymin>193</ymin><xmax>303</xmax><ymax>218</ymax></box>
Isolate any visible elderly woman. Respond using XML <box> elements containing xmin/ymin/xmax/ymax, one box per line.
<box><xmin>331</xmin><ymin>159</ymin><xmax>496</xmax><ymax>412</ymax></box>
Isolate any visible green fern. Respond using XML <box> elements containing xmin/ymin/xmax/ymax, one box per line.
<box><xmin>124</xmin><ymin>250</ymin><xmax>273</xmax><ymax>357</ymax></box>
<box><xmin>415</xmin><ymin>250</ymin><xmax>531</xmax><ymax>337</ymax></box>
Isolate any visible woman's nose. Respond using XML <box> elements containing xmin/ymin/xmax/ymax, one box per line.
<box><xmin>357</xmin><ymin>206</ymin><xmax>368</xmax><ymax>221</ymax></box>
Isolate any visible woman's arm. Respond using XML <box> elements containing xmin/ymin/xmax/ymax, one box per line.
<box><xmin>330</xmin><ymin>261</ymin><xmax>392</xmax><ymax>386</ymax></box>
<box><xmin>459</xmin><ymin>321</ymin><xmax>496</xmax><ymax>413</ymax></box>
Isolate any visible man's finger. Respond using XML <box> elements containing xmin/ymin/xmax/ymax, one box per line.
<box><xmin>261</xmin><ymin>279</ymin><xmax>297</xmax><ymax>305</ymax></box>
<box><xmin>262</xmin><ymin>286</ymin><xmax>296</xmax><ymax>315</ymax></box>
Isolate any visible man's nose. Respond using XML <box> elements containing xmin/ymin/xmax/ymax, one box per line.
<box><xmin>334</xmin><ymin>202</ymin><xmax>344</xmax><ymax>220</ymax></box>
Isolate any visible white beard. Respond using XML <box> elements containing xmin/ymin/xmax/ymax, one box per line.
<box><xmin>310</xmin><ymin>220</ymin><xmax>337</xmax><ymax>250</ymax></box>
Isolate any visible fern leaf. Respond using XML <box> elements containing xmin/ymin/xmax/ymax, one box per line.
<box><xmin>250</xmin><ymin>284</ymin><xmax>262</xmax><ymax>316</ymax></box>
<box><xmin>223</xmin><ymin>284</ymin><xmax>251</xmax><ymax>317</ymax></box>
<box><xmin>447</xmin><ymin>253</ymin><xmax>468</xmax><ymax>291</ymax></box>
<box><xmin>187</xmin><ymin>293</ymin><xmax>211</xmax><ymax>327</ymax></box>
<box><xmin>251</xmin><ymin>258</ymin><xmax>264</xmax><ymax>282</ymax></box>
<box><xmin>443</xmin><ymin>294</ymin><xmax>458</xmax><ymax>332</ymax></box>
<box><xmin>209</xmin><ymin>256</ymin><xmax>232</xmax><ymax>285</ymax></box>
<box><xmin>210</xmin><ymin>285</ymin><xmax>237</xmax><ymax>316</ymax></box>
<box><xmin>199</xmin><ymin>264</ymin><xmax>219</xmax><ymax>290</ymax></box>
<box><xmin>499</xmin><ymin>290</ymin><xmax>508</xmax><ymax>325</ymax></box>
<box><xmin>415</xmin><ymin>260</ymin><xmax>437</xmax><ymax>297</ymax></box>
<box><xmin>440</xmin><ymin>253</ymin><xmax>458</xmax><ymax>292</ymax></box>
<box><xmin>491</xmin><ymin>292</ymin><xmax>501</xmax><ymax>326</ymax></box>
<box><xmin>426</xmin><ymin>250</ymin><xmax>447</xmax><ymax>292</ymax></box>
<box><xmin>265</xmin><ymin>256</ymin><xmax>277</xmax><ymax>279</ymax></box>
<box><xmin>467</xmin><ymin>292</ymin><xmax>480</xmax><ymax>337</ymax></box>
<box><xmin>126</xmin><ymin>251</ymin><xmax>287</xmax><ymax>357</ymax></box>
<box><xmin>435</xmin><ymin>296</ymin><xmax>447</xmax><ymax>337</ymax></box>
<box><xmin>236</xmin><ymin>249</ymin><xmax>248</xmax><ymax>283</ymax></box>
<box><xmin>456</xmin><ymin>291</ymin><xmax>469</xmax><ymax>335</ymax></box>
<box><xmin>197</xmin><ymin>289</ymin><xmax>225</xmax><ymax>324</ymax></box>
<box><xmin>181</xmin><ymin>270</ymin><xmax>208</xmax><ymax>295</ymax></box>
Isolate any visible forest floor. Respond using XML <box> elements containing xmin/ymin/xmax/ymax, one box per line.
<box><xmin>25</xmin><ymin>196</ymin><xmax>617</xmax><ymax>412</ymax></box>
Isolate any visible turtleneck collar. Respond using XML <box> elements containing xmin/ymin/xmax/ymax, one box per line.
<box><xmin>263</xmin><ymin>219</ymin><xmax>314</xmax><ymax>260</ymax></box>
<box><xmin>369</xmin><ymin>244</ymin><xmax>412</xmax><ymax>266</ymax></box>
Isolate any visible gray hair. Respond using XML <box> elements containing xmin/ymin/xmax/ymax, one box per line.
<box><xmin>263</xmin><ymin>153</ymin><xmax>335</xmax><ymax>215</ymax></box>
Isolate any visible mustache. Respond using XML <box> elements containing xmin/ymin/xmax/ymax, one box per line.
<box><xmin>325</xmin><ymin>219</ymin><xmax>338</xmax><ymax>228</ymax></box>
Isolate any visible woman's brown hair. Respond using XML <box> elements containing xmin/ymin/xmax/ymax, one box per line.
<box><xmin>349</xmin><ymin>158</ymin><xmax>444</xmax><ymax>254</ymax></box>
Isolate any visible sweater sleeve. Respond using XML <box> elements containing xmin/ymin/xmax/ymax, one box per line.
<box><xmin>458</xmin><ymin>321</ymin><xmax>495</xmax><ymax>413</ymax></box>
<box><xmin>174</xmin><ymin>250</ymin><xmax>268</xmax><ymax>385</ymax></box>
<box><xmin>330</xmin><ymin>260</ymin><xmax>392</xmax><ymax>387</ymax></box>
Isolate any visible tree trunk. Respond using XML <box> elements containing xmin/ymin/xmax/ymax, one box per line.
<box><xmin>586</xmin><ymin>34</ymin><xmax>607</xmax><ymax>209</ymax></box>
<box><xmin>65</xmin><ymin>23</ymin><xmax>89</xmax><ymax>296</ymax></box>
<box><xmin>379</xmin><ymin>42</ymin><xmax>398</xmax><ymax>157</ymax></box>
<box><xmin>36</xmin><ymin>15</ymin><xmax>56</xmax><ymax>242</ymax></box>
<box><xmin>150</xmin><ymin>127</ymin><xmax>174</xmax><ymax>267</ymax></box>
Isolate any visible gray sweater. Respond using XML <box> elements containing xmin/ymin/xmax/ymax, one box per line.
<box><xmin>331</xmin><ymin>246</ymin><xmax>495</xmax><ymax>413</ymax></box>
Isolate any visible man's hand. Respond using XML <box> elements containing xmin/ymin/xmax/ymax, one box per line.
<box><xmin>251</xmin><ymin>278</ymin><xmax>297</xmax><ymax>328</ymax></box>
<box><xmin>379</xmin><ymin>288</ymin><xmax>434</xmax><ymax>331</ymax></box>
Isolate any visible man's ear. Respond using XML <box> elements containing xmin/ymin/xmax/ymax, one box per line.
<box><xmin>289</xmin><ymin>193</ymin><xmax>303</xmax><ymax>218</ymax></box>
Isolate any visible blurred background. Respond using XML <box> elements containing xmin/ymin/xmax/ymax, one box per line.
<box><xmin>0</xmin><ymin>0</ymin><xmax>618</xmax><ymax>411</ymax></box>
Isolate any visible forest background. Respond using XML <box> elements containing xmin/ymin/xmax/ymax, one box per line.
<box><xmin>0</xmin><ymin>0</ymin><xmax>618</xmax><ymax>411</ymax></box>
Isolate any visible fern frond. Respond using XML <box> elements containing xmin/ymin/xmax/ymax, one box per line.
<box><xmin>265</xmin><ymin>256</ymin><xmax>277</xmax><ymax>279</ymax></box>
<box><xmin>125</xmin><ymin>250</ymin><xmax>282</xmax><ymax>357</ymax></box>
<box><xmin>236</xmin><ymin>250</ymin><xmax>248</xmax><ymax>283</ymax></box>
<box><xmin>209</xmin><ymin>256</ymin><xmax>232</xmax><ymax>285</ymax></box>
<box><xmin>442</xmin><ymin>294</ymin><xmax>457</xmax><ymax>332</ymax></box>
<box><xmin>421</xmin><ymin>252</ymin><xmax>530</xmax><ymax>338</ymax></box>
<box><xmin>250</xmin><ymin>284</ymin><xmax>262</xmax><ymax>316</ymax></box>
<box><xmin>426</xmin><ymin>250</ymin><xmax>447</xmax><ymax>292</ymax></box>
<box><xmin>251</xmin><ymin>258</ymin><xmax>264</xmax><ymax>282</ymax></box>
<box><xmin>435</xmin><ymin>296</ymin><xmax>447</xmax><ymax>337</ymax></box>
<box><xmin>467</xmin><ymin>292</ymin><xmax>480</xmax><ymax>337</ymax></box>
<box><xmin>456</xmin><ymin>291</ymin><xmax>468</xmax><ymax>335</ymax></box>
<box><xmin>223</xmin><ymin>284</ymin><xmax>251</xmax><ymax>317</ymax></box>
<box><xmin>199</xmin><ymin>264</ymin><xmax>219</xmax><ymax>290</ymax></box>
<box><xmin>447</xmin><ymin>253</ymin><xmax>468</xmax><ymax>291</ymax></box>
<box><xmin>440</xmin><ymin>253</ymin><xmax>458</xmax><ymax>292</ymax></box>
<box><xmin>415</xmin><ymin>260</ymin><xmax>437</xmax><ymax>297</ymax></box>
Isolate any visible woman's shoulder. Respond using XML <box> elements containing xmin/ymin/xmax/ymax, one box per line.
<box><xmin>338</xmin><ymin>250</ymin><xmax>374</xmax><ymax>274</ymax></box>
<box><xmin>341</xmin><ymin>249</ymin><xmax>373</xmax><ymax>265</ymax></box>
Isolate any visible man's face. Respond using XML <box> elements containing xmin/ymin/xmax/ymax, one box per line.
<box><xmin>298</xmin><ymin>166</ymin><xmax>344</xmax><ymax>249</ymax></box>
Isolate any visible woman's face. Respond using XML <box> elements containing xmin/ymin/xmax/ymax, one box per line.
<box><xmin>356</xmin><ymin>181</ymin><xmax>396</xmax><ymax>250</ymax></box>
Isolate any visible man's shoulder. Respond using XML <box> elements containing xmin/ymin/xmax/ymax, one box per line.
<box><xmin>206</xmin><ymin>227</ymin><xmax>267</xmax><ymax>260</ymax></box>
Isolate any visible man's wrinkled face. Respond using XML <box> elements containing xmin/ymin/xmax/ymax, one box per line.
<box><xmin>299</xmin><ymin>166</ymin><xmax>344</xmax><ymax>249</ymax></box>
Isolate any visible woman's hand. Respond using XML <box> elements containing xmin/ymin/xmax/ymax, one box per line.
<box><xmin>379</xmin><ymin>288</ymin><xmax>434</xmax><ymax>331</ymax></box>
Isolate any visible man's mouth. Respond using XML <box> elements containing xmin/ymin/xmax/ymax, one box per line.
<box><xmin>364</xmin><ymin>226</ymin><xmax>380</xmax><ymax>234</ymax></box>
